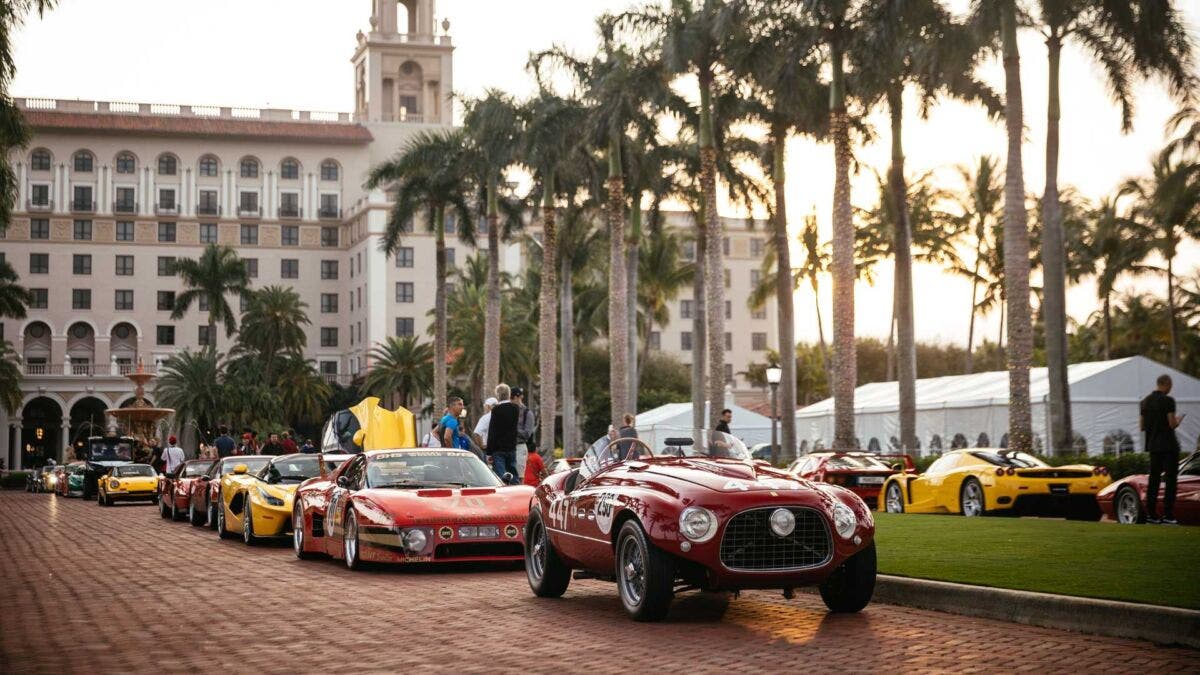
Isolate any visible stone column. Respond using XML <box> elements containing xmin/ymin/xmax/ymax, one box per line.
<box><xmin>16</xmin><ymin>161</ymin><xmax>26</xmax><ymax>207</ymax></box>
<box><xmin>9</xmin><ymin>422</ymin><xmax>21</xmax><ymax>471</ymax></box>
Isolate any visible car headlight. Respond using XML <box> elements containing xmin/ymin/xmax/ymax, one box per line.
<box><xmin>832</xmin><ymin>503</ymin><xmax>857</xmax><ymax>539</ymax></box>
<box><xmin>477</xmin><ymin>525</ymin><xmax>499</xmax><ymax>539</ymax></box>
<box><xmin>256</xmin><ymin>487</ymin><xmax>285</xmax><ymax>506</ymax></box>
<box><xmin>109</xmin><ymin>480</ymin><xmax>120</xmax><ymax>490</ymax></box>
<box><xmin>769</xmin><ymin>508</ymin><xmax>795</xmax><ymax>537</ymax></box>
<box><xmin>679</xmin><ymin>506</ymin><xmax>717</xmax><ymax>543</ymax></box>
<box><xmin>403</xmin><ymin>529</ymin><xmax>428</xmax><ymax>552</ymax></box>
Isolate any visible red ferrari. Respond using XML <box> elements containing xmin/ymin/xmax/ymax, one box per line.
<box><xmin>292</xmin><ymin>448</ymin><xmax>533</xmax><ymax>568</ymax></box>
<box><xmin>526</xmin><ymin>430</ymin><xmax>877</xmax><ymax>621</ymax></box>
<box><xmin>788</xmin><ymin>452</ymin><xmax>916</xmax><ymax>509</ymax></box>
<box><xmin>157</xmin><ymin>459</ymin><xmax>215</xmax><ymax>521</ymax></box>
<box><xmin>186</xmin><ymin>456</ymin><xmax>270</xmax><ymax>528</ymax></box>
<box><xmin>1097</xmin><ymin>452</ymin><xmax>1200</xmax><ymax>525</ymax></box>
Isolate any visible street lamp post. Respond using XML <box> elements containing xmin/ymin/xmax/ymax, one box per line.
<box><xmin>766</xmin><ymin>366</ymin><xmax>782</xmax><ymax>466</ymax></box>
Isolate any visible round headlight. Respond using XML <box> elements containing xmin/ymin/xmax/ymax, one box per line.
<box><xmin>403</xmin><ymin>529</ymin><xmax>428</xmax><ymax>552</ymax></box>
<box><xmin>679</xmin><ymin>506</ymin><xmax>717</xmax><ymax>543</ymax></box>
<box><xmin>832</xmin><ymin>503</ymin><xmax>857</xmax><ymax>539</ymax></box>
<box><xmin>769</xmin><ymin>508</ymin><xmax>795</xmax><ymax>537</ymax></box>
<box><xmin>109</xmin><ymin>480</ymin><xmax>120</xmax><ymax>490</ymax></box>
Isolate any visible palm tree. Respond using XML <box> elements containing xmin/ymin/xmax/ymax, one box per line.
<box><xmin>950</xmin><ymin>156</ymin><xmax>1004</xmax><ymax>372</ymax></box>
<box><xmin>557</xmin><ymin>201</ymin><xmax>605</xmax><ymax>455</ymax></box>
<box><xmin>0</xmin><ymin>258</ymin><xmax>31</xmax><ymax>319</ymax></box>
<box><xmin>366</xmin><ymin>129</ymin><xmax>474</xmax><ymax>413</ymax></box>
<box><xmin>154</xmin><ymin>349</ymin><xmax>225</xmax><ymax>440</ymax></box>
<box><xmin>235</xmin><ymin>285</ymin><xmax>310</xmax><ymax>383</ymax></box>
<box><xmin>0</xmin><ymin>1</ymin><xmax>54</xmax><ymax>234</ymax></box>
<box><xmin>170</xmin><ymin>244</ymin><xmax>250</xmax><ymax>345</ymax></box>
<box><xmin>1082</xmin><ymin>195</ymin><xmax>1152</xmax><ymax>360</ymax></box>
<box><xmin>1123</xmin><ymin>152</ymin><xmax>1200</xmax><ymax>369</ymax></box>
<box><xmin>0</xmin><ymin>340</ymin><xmax>21</xmax><ymax>414</ymax></box>
<box><xmin>362</xmin><ymin>336</ymin><xmax>434</xmax><ymax>409</ymax></box>
<box><xmin>797</xmin><ymin>214</ymin><xmax>832</xmax><ymax>383</ymax></box>
<box><xmin>1029</xmin><ymin>0</ymin><xmax>1194</xmax><ymax>455</ymax></box>
<box><xmin>462</xmin><ymin>90</ymin><xmax>524</xmax><ymax>397</ymax></box>
<box><xmin>637</xmin><ymin>227</ymin><xmax>695</xmax><ymax>357</ymax></box>
<box><xmin>273</xmin><ymin>356</ymin><xmax>331</xmax><ymax>426</ymax></box>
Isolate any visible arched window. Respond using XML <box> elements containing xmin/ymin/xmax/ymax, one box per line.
<box><xmin>157</xmin><ymin>154</ymin><xmax>178</xmax><ymax>176</ymax></box>
<box><xmin>929</xmin><ymin>434</ymin><xmax>943</xmax><ymax>452</ymax></box>
<box><xmin>1071</xmin><ymin>433</ymin><xmax>1088</xmax><ymax>455</ymax></box>
<box><xmin>280</xmin><ymin>158</ymin><xmax>300</xmax><ymax>180</ymax></box>
<box><xmin>320</xmin><ymin>160</ymin><xmax>339</xmax><ymax>181</ymax></box>
<box><xmin>799</xmin><ymin>440</ymin><xmax>809</xmax><ymax>455</ymax></box>
<box><xmin>1102</xmin><ymin>430</ymin><xmax>1134</xmax><ymax>455</ymax></box>
<box><xmin>951</xmin><ymin>433</ymin><xmax>968</xmax><ymax>449</ymax></box>
<box><xmin>115</xmin><ymin>153</ymin><xmax>137</xmax><ymax>174</ymax></box>
<box><xmin>72</xmin><ymin>150</ymin><xmax>94</xmax><ymax>172</ymax></box>
<box><xmin>198</xmin><ymin>155</ymin><xmax>219</xmax><ymax>177</ymax></box>
<box><xmin>999</xmin><ymin>433</ymin><xmax>1009</xmax><ymax>449</ymax></box>
<box><xmin>30</xmin><ymin>148</ymin><xmax>52</xmax><ymax>171</ymax></box>
<box><xmin>240</xmin><ymin>157</ymin><xmax>259</xmax><ymax>178</ymax></box>
<box><xmin>888</xmin><ymin>436</ymin><xmax>901</xmax><ymax>451</ymax></box>
<box><xmin>976</xmin><ymin>433</ymin><xmax>990</xmax><ymax>448</ymax></box>
<box><xmin>867</xmin><ymin>438</ymin><xmax>881</xmax><ymax>453</ymax></box>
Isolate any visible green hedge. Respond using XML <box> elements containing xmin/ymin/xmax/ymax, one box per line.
<box><xmin>912</xmin><ymin>452</ymin><xmax>1149</xmax><ymax>480</ymax></box>
<box><xmin>0</xmin><ymin>472</ymin><xmax>30</xmax><ymax>489</ymax></box>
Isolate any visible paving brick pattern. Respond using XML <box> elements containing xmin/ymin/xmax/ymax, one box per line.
<box><xmin>1</xmin><ymin>491</ymin><xmax>1195</xmax><ymax>673</ymax></box>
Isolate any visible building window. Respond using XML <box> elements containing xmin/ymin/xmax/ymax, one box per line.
<box><xmin>281</xmin><ymin>224</ymin><xmax>299</xmax><ymax>246</ymax></box>
<box><xmin>115</xmin><ymin>153</ymin><xmax>136</xmax><ymax>174</ymax></box>
<box><xmin>320</xmin><ymin>327</ymin><xmax>338</xmax><ymax>347</ymax></box>
<box><xmin>114</xmin><ymin>289</ymin><xmax>134</xmax><ymax>310</ymax></box>
<box><xmin>115</xmin><ymin>255</ymin><xmax>134</xmax><ymax>276</ymax></box>
<box><xmin>198</xmin><ymin>325</ymin><xmax>214</xmax><ymax>346</ymax></box>
<box><xmin>725</xmin><ymin>332</ymin><xmax>732</xmax><ymax>351</ymax></box>
<box><xmin>30</xmin><ymin>149</ymin><xmax>51</xmax><ymax>171</ymax></box>
<box><xmin>29</xmin><ymin>253</ymin><xmax>49</xmax><ymax>274</ymax></box>
<box><xmin>682</xmin><ymin>332</ymin><xmax>694</xmax><ymax>351</ymax></box>
<box><xmin>279</xmin><ymin>192</ymin><xmax>300</xmax><ymax>219</ymax></box>
<box><xmin>29</xmin><ymin>288</ymin><xmax>48</xmax><ymax>309</ymax></box>
<box><xmin>281</xmin><ymin>258</ymin><xmax>299</xmax><ymax>279</ymax></box>
<box><xmin>319</xmin><ymin>194</ymin><xmax>340</xmax><ymax>219</ymax></box>
<box><xmin>321</xmin><ymin>226</ymin><xmax>338</xmax><ymax>247</ymax></box>
<box><xmin>198</xmin><ymin>155</ymin><xmax>218</xmax><ymax>177</ymax></box>
<box><xmin>445</xmin><ymin>248</ymin><xmax>456</xmax><ymax>266</ymax></box>
<box><xmin>158</xmin><ymin>222</ymin><xmax>176</xmax><ymax>243</ymax></box>
<box><xmin>73</xmin><ymin>254</ymin><xmax>92</xmax><ymax>275</ymax></box>
<box><xmin>395</xmin><ymin>282</ymin><xmax>414</xmax><ymax>303</ymax></box>
<box><xmin>157</xmin><ymin>155</ymin><xmax>177</xmax><ymax>176</ymax></box>
<box><xmin>30</xmin><ymin>219</ymin><xmax>49</xmax><ymax>239</ymax></box>
<box><xmin>320</xmin><ymin>160</ymin><xmax>339</xmax><ymax>181</ymax></box>
<box><xmin>72</xmin><ymin>185</ymin><xmax>93</xmax><ymax>211</ymax></box>
<box><xmin>156</xmin><ymin>325</ymin><xmax>175</xmax><ymax>345</ymax></box>
<box><xmin>239</xmin><ymin>192</ymin><xmax>259</xmax><ymax>215</ymax></box>
<box><xmin>240</xmin><ymin>224</ymin><xmax>258</xmax><ymax>245</ymax></box>
<box><xmin>649</xmin><ymin>331</ymin><xmax>661</xmax><ymax>350</ymax></box>
<box><xmin>396</xmin><ymin>247</ymin><xmax>414</xmax><ymax>268</ymax></box>
<box><xmin>157</xmin><ymin>256</ymin><xmax>176</xmax><ymax>276</ymax></box>
<box><xmin>752</xmin><ymin>332</ymin><xmax>767</xmax><ymax>351</ymax></box>
<box><xmin>116</xmin><ymin>221</ymin><xmax>135</xmax><ymax>241</ymax></box>
<box><xmin>157</xmin><ymin>291</ymin><xmax>176</xmax><ymax>311</ymax></box>
<box><xmin>199</xmin><ymin>223</ymin><xmax>218</xmax><ymax>244</ymax></box>
<box><xmin>320</xmin><ymin>293</ymin><xmax>338</xmax><ymax>313</ymax></box>
<box><xmin>725</xmin><ymin>300</ymin><xmax>731</xmax><ymax>320</ymax></box>
<box><xmin>445</xmin><ymin>212</ymin><xmax>458</xmax><ymax>234</ymax></box>
<box><xmin>240</xmin><ymin>158</ymin><xmax>259</xmax><ymax>178</ymax></box>
<box><xmin>320</xmin><ymin>260</ymin><xmax>338</xmax><ymax>280</ymax></box>
<box><xmin>239</xmin><ymin>295</ymin><xmax>249</xmax><ymax>312</ymax></box>
<box><xmin>751</xmin><ymin>238</ymin><xmax>764</xmax><ymax>257</ymax></box>
<box><xmin>158</xmin><ymin>188</ymin><xmax>176</xmax><ymax>210</ymax></box>
<box><xmin>752</xmin><ymin>307</ymin><xmax>767</xmax><ymax>320</ymax></box>
<box><xmin>71</xmin><ymin>219</ymin><xmax>91</xmax><ymax>241</ymax></box>
<box><xmin>396</xmin><ymin>317</ymin><xmax>414</xmax><ymax>337</ymax></box>
<box><xmin>681</xmin><ymin>299</ymin><xmax>693</xmax><ymax>320</ymax></box>
<box><xmin>73</xmin><ymin>151</ymin><xmax>94</xmax><ymax>172</ymax></box>
<box><xmin>280</xmin><ymin>158</ymin><xmax>300</xmax><ymax>180</ymax></box>
<box><xmin>722</xmin><ymin>237</ymin><xmax>730</xmax><ymax>256</ymax></box>
<box><xmin>244</xmin><ymin>258</ymin><xmax>258</xmax><ymax>278</ymax></box>
<box><xmin>750</xmin><ymin>269</ymin><xmax>761</xmax><ymax>286</ymax></box>
<box><xmin>319</xmin><ymin>361</ymin><xmax>337</xmax><ymax>377</ymax></box>
<box><xmin>724</xmin><ymin>268</ymin><xmax>731</xmax><ymax>288</ymax></box>
<box><xmin>29</xmin><ymin>184</ymin><xmax>50</xmax><ymax>206</ymax></box>
<box><xmin>198</xmin><ymin>295</ymin><xmax>209</xmax><ymax>312</ymax></box>
<box><xmin>725</xmin><ymin>363</ymin><xmax>734</xmax><ymax>384</ymax></box>
<box><xmin>72</xmin><ymin>288</ymin><xmax>91</xmax><ymax>309</ymax></box>
<box><xmin>197</xmin><ymin>190</ymin><xmax>219</xmax><ymax>215</ymax></box>
<box><xmin>114</xmin><ymin>187</ymin><xmax>136</xmax><ymax>213</ymax></box>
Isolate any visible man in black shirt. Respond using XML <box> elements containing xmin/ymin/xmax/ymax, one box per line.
<box><xmin>1141</xmin><ymin>374</ymin><xmax>1185</xmax><ymax>524</ymax></box>
<box><xmin>715</xmin><ymin>409</ymin><xmax>732</xmax><ymax>435</ymax></box>
<box><xmin>213</xmin><ymin>426</ymin><xmax>236</xmax><ymax>458</ymax></box>
<box><xmin>486</xmin><ymin>384</ymin><xmax>520</xmax><ymax>484</ymax></box>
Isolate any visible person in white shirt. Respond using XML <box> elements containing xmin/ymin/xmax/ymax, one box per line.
<box><xmin>163</xmin><ymin>435</ymin><xmax>186</xmax><ymax>474</ymax></box>
<box><xmin>473</xmin><ymin>397</ymin><xmax>498</xmax><ymax>452</ymax></box>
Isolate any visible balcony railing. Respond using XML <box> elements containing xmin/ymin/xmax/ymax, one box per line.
<box><xmin>155</xmin><ymin>203</ymin><xmax>179</xmax><ymax>215</ymax></box>
<box><xmin>113</xmin><ymin>201</ymin><xmax>138</xmax><ymax>214</ymax></box>
<box><xmin>318</xmin><ymin>206</ymin><xmax>342</xmax><ymax>220</ymax></box>
<box><xmin>70</xmin><ymin>200</ymin><xmax>96</xmax><ymax>213</ymax></box>
<box><xmin>278</xmin><ymin>206</ymin><xmax>302</xmax><ymax>219</ymax></box>
<box><xmin>25</xmin><ymin>199</ymin><xmax>52</xmax><ymax>211</ymax></box>
<box><xmin>238</xmin><ymin>205</ymin><xmax>262</xmax><ymax>217</ymax></box>
<box><xmin>321</xmin><ymin>373</ymin><xmax>358</xmax><ymax>386</ymax></box>
<box><xmin>22</xmin><ymin>362</ymin><xmax>159</xmax><ymax>377</ymax></box>
<box><xmin>196</xmin><ymin>203</ymin><xmax>221</xmax><ymax>216</ymax></box>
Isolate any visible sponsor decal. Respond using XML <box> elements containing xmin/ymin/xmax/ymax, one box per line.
<box><xmin>595</xmin><ymin>493</ymin><xmax>617</xmax><ymax>534</ymax></box>
<box><xmin>723</xmin><ymin>480</ymin><xmax>750</xmax><ymax>492</ymax></box>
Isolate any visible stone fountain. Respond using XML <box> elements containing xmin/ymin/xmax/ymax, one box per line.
<box><xmin>105</xmin><ymin>360</ymin><xmax>175</xmax><ymax>445</ymax></box>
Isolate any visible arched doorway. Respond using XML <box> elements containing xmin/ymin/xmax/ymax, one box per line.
<box><xmin>66</xmin><ymin>322</ymin><xmax>96</xmax><ymax>375</ymax></box>
<box><xmin>70</xmin><ymin>397</ymin><xmax>110</xmax><ymax>460</ymax></box>
<box><xmin>21</xmin><ymin>397</ymin><xmax>63</xmax><ymax>467</ymax></box>
<box><xmin>23</xmin><ymin>321</ymin><xmax>52</xmax><ymax>374</ymax></box>
<box><xmin>110</xmin><ymin>322</ymin><xmax>138</xmax><ymax>374</ymax></box>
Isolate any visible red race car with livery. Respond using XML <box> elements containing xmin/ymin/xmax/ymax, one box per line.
<box><xmin>292</xmin><ymin>448</ymin><xmax>533</xmax><ymax>568</ymax></box>
<box><xmin>1098</xmin><ymin>452</ymin><xmax>1200</xmax><ymax>525</ymax></box>
<box><xmin>157</xmin><ymin>459</ymin><xmax>215</xmax><ymax>521</ymax></box>
<box><xmin>788</xmin><ymin>452</ymin><xmax>916</xmax><ymax>509</ymax></box>
<box><xmin>525</xmin><ymin>430</ymin><xmax>877</xmax><ymax>621</ymax></box>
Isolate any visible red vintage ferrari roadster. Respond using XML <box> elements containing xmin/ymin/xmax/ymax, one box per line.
<box><xmin>525</xmin><ymin>430</ymin><xmax>877</xmax><ymax>621</ymax></box>
<box><xmin>292</xmin><ymin>448</ymin><xmax>534</xmax><ymax>567</ymax></box>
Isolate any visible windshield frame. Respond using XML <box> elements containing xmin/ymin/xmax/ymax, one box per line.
<box><xmin>969</xmin><ymin>450</ymin><xmax>1049</xmax><ymax>469</ymax></box>
<box><xmin>580</xmin><ymin>428</ymin><xmax>751</xmax><ymax>479</ymax></box>
<box><xmin>258</xmin><ymin>456</ymin><xmax>328</xmax><ymax>484</ymax></box>
<box><xmin>364</xmin><ymin>449</ymin><xmax>503</xmax><ymax>489</ymax></box>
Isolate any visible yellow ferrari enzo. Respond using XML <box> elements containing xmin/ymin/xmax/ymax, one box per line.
<box><xmin>217</xmin><ymin>453</ymin><xmax>350</xmax><ymax>544</ymax></box>
<box><xmin>881</xmin><ymin>449</ymin><xmax>1111</xmax><ymax>520</ymax></box>
<box><xmin>97</xmin><ymin>464</ymin><xmax>159</xmax><ymax>506</ymax></box>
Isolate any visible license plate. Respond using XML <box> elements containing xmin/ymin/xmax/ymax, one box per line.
<box><xmin>1049</xmin><ymin>484</ymin><xmax>1069</xmax><ymax>495</ymax></box>
<box><xmin>858</xmin><ymin>477</ymin><xmax>885</xmax><ymax>486</ymax></box>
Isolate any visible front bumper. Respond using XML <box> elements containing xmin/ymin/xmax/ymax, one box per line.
<box><xmin>107</xmin><ymin>490</ymin><xmax>158</xmax><ymax>501</ymax></box>
<box><xmin>357</xmin><ymin>522</ymin><xmax>526</xmax><ymax>564</ymax></box>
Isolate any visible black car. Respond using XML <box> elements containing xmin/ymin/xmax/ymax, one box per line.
<box><xmin>81</xmin><ymin>435</ymin><xmax>138</xmax><ymax>499</ymax></box>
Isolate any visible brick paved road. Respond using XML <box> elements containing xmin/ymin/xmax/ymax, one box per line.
<box><xmin>1</xmin><ymin>491</ymin><xmax>1195</xmax><ymax>674</ymax></box>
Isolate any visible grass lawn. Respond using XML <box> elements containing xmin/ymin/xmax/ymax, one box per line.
<box><xmin>873</xmin><ymin>513</ymin><xmax>1200</xmax><ymax>610</ymax></box>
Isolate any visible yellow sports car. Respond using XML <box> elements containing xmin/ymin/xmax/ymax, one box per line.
<box><xmin>880</xmin><ymin>449</ymin><xmax>1111</xmax><ymax>520</ymax></box>
<box><xmin>97</xmin><ymin>464</ymin><xmax>159</xmax><ymax>506</ymax></box>
<box><xmin>217</xmin><ymin>453</ymin><xmax>350</xmax><ymax>544</ymax></box>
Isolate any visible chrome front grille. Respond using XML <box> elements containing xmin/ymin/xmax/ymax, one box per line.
<box><xmin>719</xmin><ymin>507</ymin><xmax>832</xmax><ymax>571</ymax></box>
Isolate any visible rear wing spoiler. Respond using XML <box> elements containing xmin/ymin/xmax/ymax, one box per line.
<box><xmin>878</xmin><ymin>454</ymin><xmax>916</xmax><ymax>472</ymax></box>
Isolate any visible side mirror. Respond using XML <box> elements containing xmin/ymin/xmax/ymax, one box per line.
<box><xmin>352</xmin><ymin>429</ymin><xmax>366</xmax><ymax>448</ymax></box>
<box><xmin>233</xmin><ymin>464</ymin><xmax>248</xmax><ymax>475</ymax></box>
<box><xmin>337</xmin><ymin>475</ymin><xmax>350</xmax><ymax>489</ymax></box>
<box><xmin>891</xmin><ymin>463</ymin><xmax>903</xmax><ymax>473</ymax></box>
<box><xmin>502</xmin><ymin>472</ymin><xmax>515</xmax><ymax>484</ymax></box>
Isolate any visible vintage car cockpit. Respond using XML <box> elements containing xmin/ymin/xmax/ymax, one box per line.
<box><xmin>576</xmin><ymin>429</ymin><xmax>752</xmax><ymax>484</ymax></box>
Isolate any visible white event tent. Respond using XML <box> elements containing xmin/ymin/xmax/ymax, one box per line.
<box><xmin>794</xmin><ymin>356</ymin><xmax>1200</xmax><ymax>456</ymax></box>
<box><xmin>636</xmin><ymin>401</ymin><xmax>775</xmax><ymax>449</ymax></box>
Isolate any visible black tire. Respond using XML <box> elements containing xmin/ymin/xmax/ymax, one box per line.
<box><xmin>1114</xmin><ymin>487</ymin><xmax>1145</xmax><ymax>525</ymax></box>
<box><xmin>883</xmin><ymin>482</ymin><xmax>905</xmax><ymax>513</ymax></box>
<box><xmin>171</xmin><ymin>497</ymin><xmax>182</xmax><ymax>521</ymax></box>
<box><xmin>525</xmin><ymin>509</ymin><xmax>570</xmax><ymax>598</ymax></box>
<box><xmin>819</xmin><ymin>541</ymin><xmax>877</xmax><ymax>613</ymax></box>
<box><xmin>344</xmin><ymin>509</ymin><xmax>364</xmax><ymax>570</ymax></box>
<box><xmin>189</xmin><ymin>499</ymin><xmax>205</xmax><ymax>526</ymax></box>
<box><xmin>293</xmin><ymin>502</ymin><xmax>318</xmax><ymax>560</ymax></box>
<box><xmin>209</xmin><ymin>499</ymin><xmax>219</xmax><ymax>531</ymax></box>
<box><xmin>159</xmin><ymin>493</ymin><xmax>171</xmax><ymax>518</ymax></box>
<box><xmin>242</xmin><ymin>499</ymin><xmax>258</xmax><ymax>545</ymax></box>
<box><xmin>959</xmin><ymin>478</ymin><xmax>986</xmax><ymax>517</ymax></box>
<box><xmin>614</xmin><ymin>519</ymin><xmax>674</xmax><ymax>622</ymax></box>
<box><xmin>216</xmin><ymin>498</ymin><xmax>234</xmax><ymax>539</ymax></box>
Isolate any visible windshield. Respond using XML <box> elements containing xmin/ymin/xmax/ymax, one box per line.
<box><xmin>89</xmin><ymin>438</ymin><xmax>134</xmax><ymax>462</ymax></box>
<box><xmin>365</xmin><ymin>450</ymin><xmax>502</xmax><ymax>489</ymax></box>
<box><xmin>970</xmin><ymin>450</ymin><xmax>1048</xmax><ymax>469</ymax></box>
<box><xmin>115</xmin><ymin>465</ymin><xmax>155</xmax><ymax>477</ymax></box>
<box><xmin>220</xmin><ymin>457</ymin><xmax>270</xmax><ymax>475</ymax></box>
<box><xmin>182</xmin><ymin>462</ymin><xmax>213</xmax><ymax>478</ymax></box>
<box><xmin>581</xmin><ymin>429</ymin><xmax>750</xmax><ymax>479</ymax></box>
<box><xmin>826</xmin><ymin>455</ymin><xmax>891</xmax><ymax>471</ymax></box>
<box><xmin>259</xmin><ymin>456</ymin><xmax>331</xmax><ymax>484</ymax></box>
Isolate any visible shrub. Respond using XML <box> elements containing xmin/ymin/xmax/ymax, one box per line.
<box><xmin>0</xmin><ymin>472</ymin><xmax>30</xmax><ymax>489</ymax></box>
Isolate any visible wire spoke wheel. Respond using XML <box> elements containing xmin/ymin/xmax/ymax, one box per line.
<box><xmin>618</xmin><ymin>535</ymin><xmax>647</xmax><ymax>608</ymax></box>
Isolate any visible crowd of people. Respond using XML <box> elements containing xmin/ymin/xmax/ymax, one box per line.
<box><xmin>196</xmin><ymin>427</ymin><xmax>315</xmax><ymax>461</ymax></box>
<box><xmin>424</xmin><ymin>384</ymin><xmax>546</xmax><ymax>487</ymax></box>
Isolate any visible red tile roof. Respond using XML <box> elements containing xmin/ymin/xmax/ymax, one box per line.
<box><xmin>25</xmin><ymin>110</ymin><xmax>373</xmax><ymax>144</ymax></box>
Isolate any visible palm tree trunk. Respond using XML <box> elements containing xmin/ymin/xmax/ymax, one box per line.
<box><xmin>692</xmin><ymin>224</ymin><xmax>707</xmax><ymax>431</ymax></box>
<box><xmin>812</xmin><ymin>275</ymin><xmax>830</xmax><ymax>387</ymax></box>
<box><xmin>607</xmin><ymin>134</ymin><xmax>630</xmax><ymax>428</ymax></box>
<box><xmin>888</xmin><ymin>90</ymin><xmax>918</xmax><ymax>451</ymax></box>
<box><xmin>699</xmin><ymin>74</ymin><xmax>726</xmax><ymax>429</ymax></box>
<box><xmin>829</xmin><ymin>43</ymin><xmax>857</xmax><ymax>452</ymax></box>
<box><xmin>966</xmin><ymin>237</ymin><xmax>982</xmax><ymax>373</ymax></box>
<box><xmin>998</xmin><ymin>299</ymin><xmax>1006</xmax><ymax>351</ymax></box>
<box><xmin>1102</xmin><ymin>293</ymin><xmax>1112</xmax><ymax>361</ymax></box>
<box><xmin>626</xmin><ymin>200</ymin><xmax>641</xmax><ymax>413</ymax></box>
<box><xmin>1042</xmin><ymin>34</ymin><xmax>1072</xmax><ymax>456</ymax></box>
<box><xmin>484</xmin><ymin>174</ymin><xmax>502</xmax><ymax>395</ymax></box>
<box><xmin>538</xmin><ymin>180</ymin><xmax>558</xmax><ymax>457</ymax></box>
<box><xmin>560</xmin><ymin>257</ymin><xmax>576</xmax><ymax>456</ymax></box>
<box><xmin>434</xmin><ymin>205</ymin><xmax>448</xmax><ymax>413</ymax></box>
<box><xmin>1166</xmin><ymin>256</ymin><xmax>1179</xmax><ymax>368</ymax></box>
<box><xmin>771</xmin><ymin>128</ymin><xmax>796</xmax><ymax>463</ymax></box>
<box><xmin>885</xmin><ymin>297</ymin><xmax>896</xmax><ymax>382</ymax></box>
<box><xmin>1001</xmin><ymin>3</ymin><xmax>1034</xmax><ymax>453</ymax></box>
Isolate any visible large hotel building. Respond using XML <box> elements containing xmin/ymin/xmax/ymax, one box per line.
<box><xmin>0</xmin><ymin>0</ymin><xmax>775</xmax><ymax>468</ymax></box>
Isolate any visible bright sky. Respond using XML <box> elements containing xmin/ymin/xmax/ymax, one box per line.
<box><xmin>12</xmin><ymin>0</ymin><xmax>1197</xmax><ymax>348</ymax></box>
